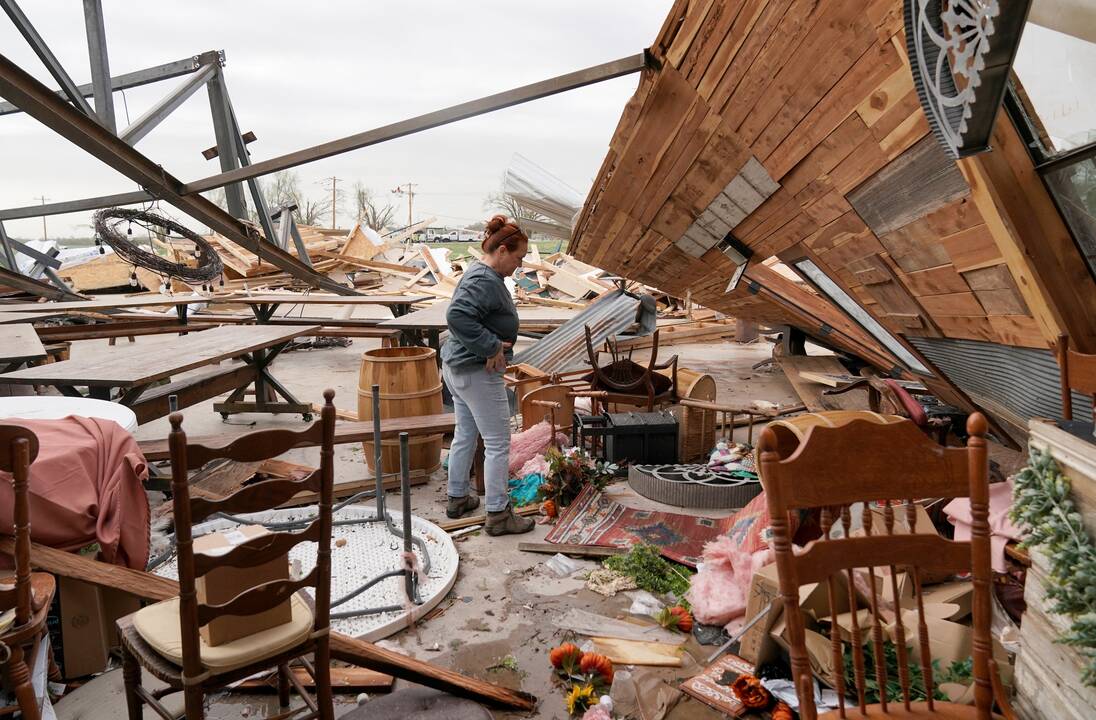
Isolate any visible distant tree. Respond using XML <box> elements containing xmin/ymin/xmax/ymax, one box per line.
<box><xmin>354</xmin><ymin>183</ymin><xmax>397</xmax><ymax>231</ymax></box>
<box><xmin>206</xmin><ymin>170</ymin><xmax>327</xmax><ymax>226</ymax></box>
<box><xmin>483</xmin><ymin>191</ymin><xmax>545</xmax><ymax>223</ymax></box>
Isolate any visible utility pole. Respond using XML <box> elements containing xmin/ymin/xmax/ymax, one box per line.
<box><xmin>391</xmin><ymin>182</ymin><xmax>417</xmax><ymax>230</ymax></box>
<box><xmin>321</xmin><ymin>177</ymin><xmax>340</xmax><ymax>229</ymax></box>
<box><xmin>35</xmin><ymin>196</ymin><xmax>49</xmax><ymax>241</ymax></box>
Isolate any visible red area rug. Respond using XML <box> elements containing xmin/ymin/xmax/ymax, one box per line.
<box><xmin>544</xmin><ymin>485</ymin><xmax>736</xmax><ymax>567</ymax></box>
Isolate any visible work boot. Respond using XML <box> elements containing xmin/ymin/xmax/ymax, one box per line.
<box><xmin>446</xmin><ymin>494</ymin><xmax>480</xmax><ymax>519</ymax></box>
<box><xmin>485</xmin><ymin>504</ymin><xmax>535</xmax><ymax>536</ymax></box>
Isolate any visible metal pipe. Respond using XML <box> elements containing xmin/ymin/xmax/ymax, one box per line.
<box><xmin>399</xmin><ymin>431</ymin><xmax>415</xmax><ymax>602</ymax></box>
<box><xmin>179</xmin><ymin>53</ymin><xmax>647</xmax><ymax>196</ymax></box>
<box><xmin>372</xmin><ymin>384</ymin><xmax>386</xmax><ymax>518</ymax></box>
<box><xmin>0</xmin><ymin>52</ymin><xmax>218</xmax><ymax>116</ymax></box>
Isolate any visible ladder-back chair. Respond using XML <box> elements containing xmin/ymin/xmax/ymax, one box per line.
<box><xmin>757</xmin><ymin>414</ymin><xmax>1012</xmax><ymax>719</ymax></box>
<box><xmin>583</xmin><ymin>325</ymin><xmax>677</xmax><ymax>411</ymax></box>
<box><xmin>0</xmin><ymin>424</ymin><xmax>57</xmax><ymax>720</ymax></box>
<box><xmin>1055</xmin><ymin>332</ymin><xmax>1096</xmax><ymax>426</ymax></box>
<box><xmin>117</xmin><ymin>390</ymin><xmax>337</xmax><ymax>720</ymax></box>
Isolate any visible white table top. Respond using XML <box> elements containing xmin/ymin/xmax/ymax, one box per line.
<box><xmin>0</xmin><ymin>396</ymin><xmax>138</xmax><ymax>433</ymax></box>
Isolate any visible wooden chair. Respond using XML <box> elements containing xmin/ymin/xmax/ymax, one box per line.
<box><xmin>757</xmin><ymin>414</ymin><xmax>1014</xmax><ymax>719</ymax></box>
<box><xmin>117</xmin><ymin>390</ymin><xmax>337</xmax><ymax>720</ymax></box>
<box><xmin>0</xmin><ymin>424</ymin><xmax>57</xmax><ymax>720</ymax></box>
<box><xmin>1055</xmin><ymin>332</ymin><xmax>1096</xmax><ymax>425</ymax></box>
<box><xmin>822</xmin><ymin>376</ymin><xmax>951</xmax><ymax>444</ymax></box>
<box><xmin>583</xmin><ymin>325</ymin><xmax>678</xmax><ymax>411</ymax></box>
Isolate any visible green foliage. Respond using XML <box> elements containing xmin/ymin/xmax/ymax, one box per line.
<box><xmin>603</xmin><ymin>543</ymin><xmax>692</xmax><ymax>603</ymax></box>
<box><xmin>840</xmin><ymin>641</ymin><xmax>974</xmax><ymax>704</ymax></box>
<box><xmin>537</xmin><ymin>446</ymin><xmax>617</xmax><ymax>508</ymax></box>
<box><xmin>1010</xmin><ymin>446</ymin><xmax>1096</xmax><ymax>685</ymax></box>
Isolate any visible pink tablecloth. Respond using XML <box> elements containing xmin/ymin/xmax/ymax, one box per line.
<box><xmin>0</xmin><ymin>416</ymin><xmax>149</xmax><ymax>569</ymax></box>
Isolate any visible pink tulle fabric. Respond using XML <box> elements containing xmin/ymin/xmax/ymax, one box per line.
<box><xmin>686</xmin><ymin>534</ymin><xmax>773</xmax><ymax>626</ymax></box>
<box><xmin>582</xmin><ymin>705</ymin><xmax>612</xmax><ymax>720</ymax></box>
<box><xmin>507</xmin><ymin>421</ymin><xmax>566</xmax><ymax>476</ymax></box>
<box><xmin>519</xmin><ymin>454</ymin><xmax>550</xmax><ymax>478</ymax></box>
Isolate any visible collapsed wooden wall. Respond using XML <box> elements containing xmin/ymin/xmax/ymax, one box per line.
<box><xmin>570</xmin><ymin>0</ymin><xmax>1096</xmax><ymax>376</ymax></box>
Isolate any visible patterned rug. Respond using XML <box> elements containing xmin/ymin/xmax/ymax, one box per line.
<box><xmin>544</xmin><ymin>485</ymin><xmax>737</xmax><ymax>567</ymax></box>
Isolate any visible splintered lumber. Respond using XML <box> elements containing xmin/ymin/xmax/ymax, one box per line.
<box><xmin>2</xmin><ymin>538</ymin><xmax>537</xmax><ymax>711</ymax></box>
<box><xmin>137</xmin><ymin>412</ymin><xmax>457</xmax><ymax>461</ymax></box>
<box><xmin>438</xmin><ymin>504</ymin><xmax>541</xmax><ymax>532</ymax></box>
<box><xmin>591</xmin><ymin>637</ymin><xmax>684</xmax><ymax>667</ymax></box>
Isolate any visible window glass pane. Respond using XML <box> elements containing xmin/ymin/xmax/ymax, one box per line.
<box><xmin>1045</xmin><ymin>155</ymin><xmax>1096</xmax><ymax>273</ymax></box>
<box><xmin>1012</xmin><ymin>17</ymin><xmax>1096</xmax><ymax>154</ymax></box>
<box><xmin>794</xmin><ymin>259</ymin><xmax>932</xmax><ymax>376</ymax></box>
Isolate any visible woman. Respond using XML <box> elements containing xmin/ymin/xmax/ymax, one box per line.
<box><xmin>441</xmin><ymin>215</ymin><xmax>534</xmax><ymax>536</ymax></box>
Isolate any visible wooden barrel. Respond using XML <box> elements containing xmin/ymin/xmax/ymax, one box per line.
<box><xmin>662</xmin><ymin>367</ymin><xmax>717</xmax><ymax>462</ymax></box>
<box><xmin>765</xmin><ymin>411</ymin><xmax>904</xmax><ymax>459</ymax></box>
<box><xmin>358</xmin><ymin>347</ymin><xmax>443</xmax><ymax>477</ymax></box>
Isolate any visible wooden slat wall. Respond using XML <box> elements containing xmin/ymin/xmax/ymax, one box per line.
<box><xmin>570</xmin><ymin>0</ymin><xmax>1053</xmax><ymax>365</ymax></box>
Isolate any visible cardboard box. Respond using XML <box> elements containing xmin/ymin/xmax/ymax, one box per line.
<box><xmin>194</xmin><ymin>525</ymin><xmax>291</xmax><ymax>647</ymax></box>
<box><xmin>58</xmin><ymin>576</ymin><xmax>141</xmax><ymax>679</ymax></box>
<box><xmin>738</xmin><ymin>563</ymin><xmax>782</xmax><ymax>664</ymax></box>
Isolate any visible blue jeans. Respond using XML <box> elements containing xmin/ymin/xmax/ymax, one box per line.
<box><xmin>443</xmin><ymin>364</ymin><xmax>511</xmax><ymax>512</ymax></box>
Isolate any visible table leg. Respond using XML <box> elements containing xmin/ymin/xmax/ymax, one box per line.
<box><xmin>87</xmin><ymin>386</ymin><xmax>112</xmax><ymax>401</ymax></box>
<box><xmin>212</xmin><ymin>341</ymin><xmax>313</xmax><ymax>420</ymax></box>
<box><xmin>429</xmin><ymin>329</ymin><xmax>442</xmax><ymax>367</ymax></box>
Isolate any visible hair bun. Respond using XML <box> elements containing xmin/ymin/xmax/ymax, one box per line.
<box><xmin>485</xmin><ymin>214</ymin><xmax>507</xmax><ymax>235</ymax></box>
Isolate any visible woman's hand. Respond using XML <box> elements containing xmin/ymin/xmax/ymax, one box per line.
<box><xmin>485</xmin><ymin>342</ymin><xmax>512</xmax><ymax>373</ymax></box>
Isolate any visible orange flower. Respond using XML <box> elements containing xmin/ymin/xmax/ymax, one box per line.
<box><xmin>730</xmin><ymin>674</ymin><xmax>771</xmax><ymax>710</ymax></box>
<box><xmin>578</xmin><ymin>652</ymin><xmax>614</xmax><ymax>685</ymax></box>
<box><xmin>549</xmin><ymin>643</ymin><xmax>583</xmax><ymax>675</ymax></box>
<box><xmin>656</xmin><ymin>606</ymin><xmax>693</xmax><ymax>633</ymax></box>
<box><xmin>543</xmin><ymin>499</ymin><xmax>558</xmax><ymax>518</ymax></box>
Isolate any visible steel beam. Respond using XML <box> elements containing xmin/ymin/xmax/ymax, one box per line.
<box><xmin>0</xmin><ymin>52</ymin><xmax>220</xmax><ymax>116</ymax></box>
<box><xmin>1</xmin><ymin>0</ymin><xmax>95</xmax><ymax>117</ymax></box>
<box><xmin>82</xmin><ymin>0</ymin><xmax>115</xmax><ymax>132</ymax></box>
<box><xmin>5</xmin><ymin>236</ymin><xmax>61</xmax><ymax>269</ymax></box>
<box><xmin>180</xmin><ymin>52</ymin><xmax>648</xmax><ymax>195</ymax></box>
<box><xmin>120</xmin><ymin>64</ymin><xmax>215</xmax><ymax>146</ymax></box>
<box><xmin>205</xmin><ymin>68</ymin><xmax>247</xmax><ymax>218</ymax></box>
<box><xmin>0</xmin><ymin>52</ymin><xmax>357</xmax><ymax>296</ymax></box>
<box><xmin>2</xmin><ymin>53</ymin><xmax>648</xmax><ymax>219</ymax></box>
<box><xmin>0</xmin><ymin>221</ymin><xmax>19</xmax><ymax>271</ymax></box>
<box><xmin>0</xmin><ymin>190</ymin><xmax>152</xmax><ymax>220</ymax></box>
<box><xmin>0</xmin><ymin>262</ymin><xmax>75</xmax><ymax>300</ymax></box>
<box><xmin>222</xmin><ymin>86</ymin><xmax>279</xmax><ymax>249</ymax></box>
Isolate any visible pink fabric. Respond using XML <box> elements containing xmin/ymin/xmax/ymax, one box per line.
<box><xmin>883</xmin><ymin>379</ymin><xmax>928</xmax><ymax>426</ymax></box>
<box><xmin>507</xmin><ymin>421</ymin><xmax>566</xmax><ymax>477</ymax></box>
<box><xmin>944</xmin><ymin>480</ymin><xmax>1022</xmax><ymax>573</ymax></box>
<box><xmin>686</xmin><ymin>534</ymin><xmax>773</xmax><ymax>626</ymax></box>
<box><xmin>0</xmin><ymin>416</ymin><xmax>149</xmax><ymax>569</ymax></box>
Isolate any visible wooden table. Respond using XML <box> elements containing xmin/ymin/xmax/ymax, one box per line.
<box><xmin>378</xmin><ymin>302</ymin><xmax>576</xmax><ymax>361</ymax></box>
<box><xmin>0</xmin><ymin>324</ymin><xmax>46</xmax><ymax>370</ymax></box>
<box><xmin>216</xmin><ymin>293</ymin><xmax>430</xmax><ymax>323</ymax></box>
<box><xmin>0</xmin><ymin>324</ymin><xmax>320</xmax><ymax>424</ymax></box>
<box><xmin>0</xmin><ymin>294</ymin><xmax>207</xmax><ymax>324</ymax></box>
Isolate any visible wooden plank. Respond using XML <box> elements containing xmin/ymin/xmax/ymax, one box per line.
<box><xmin>132</xmin><ymin>364</ymin><xmax>257</xmax><ymax>425</ymax></box>
<box><xmin>900</xmin><ymin>264</ymin><xmax>971</xmax><ymax>296</ymax></box>
<box><xmin>961</xmin><ymin>263</ymin><xmax>1019</xmax><ymax>291</ymax></box>
<box><xmin>917</xmin><ymin>292</ymin><xmax>986</xmax><ymax>317</ymax></box>
<box><xmin>0</xmin><ymin>323</ymin><xmax>46</xmax><ymax>363</ymax></box>
<box><xmin>987</xmin><ymin>315</ymin><xmax>1046</xmax><ymax>348</ymax></box>
<box><xmin>974</xmin><ymin>288</ymin><xmax>1030</xmax><ymax>316</ymax></box>
<box><xmin>0</xmin><ymin>324</ymin><xmax>316</xmax><ymax>387</ymax></box>
<box><xmin>0</xmin><ymin>538</ymin><xmax>535</xmax><ymax>711</ymax></box>
<box><xmin>939</xmin><ymin>224</ymin><xmax>1001</xmax><ymax>272</ymax></box>
<box><xmin>138</xmin><ymin>412</ymin><xmax>457</xmax><ymax>461</ymax></box>
<box><xmin>846</xmin><ymin>135</ymin><xmax>970</xmax><ymax>236</ymax></box>
<box><xmin>236</xmin><ymin>666</ymin><xmax>393</xmax><ymax>693</ymax></box>
<box><xmin>591</xmin><ymin>637</ymin><xmax>684</xmax><ymax>667</ymax></box>
<box><xmin>932</xmin><ymin>315</ymin><xmax>999</xmax><ymax>342</ymax></box>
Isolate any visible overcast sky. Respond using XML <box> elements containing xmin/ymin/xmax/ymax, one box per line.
<box><xmin>0</xmin><ymin>1</ymin><xmax>670</xmax><ymax>239</ymax></box>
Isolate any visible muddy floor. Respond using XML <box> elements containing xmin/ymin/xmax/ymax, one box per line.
<box><xmin>50</xmin><ymin>319</ymin><xmax>803</xmax><ymax>719</ymax></box>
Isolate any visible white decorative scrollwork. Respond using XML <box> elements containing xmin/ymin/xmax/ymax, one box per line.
<box><xmin>906</xmin><ymin>0</ymin><xmax>1001</xmax><ymax>158</ymax></box>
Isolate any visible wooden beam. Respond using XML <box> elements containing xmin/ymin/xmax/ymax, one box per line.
<box><xmin>137</xmin><ymin>412</ymin><xmax>456</xmax><ymax>461</ymax></box>
<box><xmin>0</xmin><ymin>537</ymin><xmax>537</xmax><ymax>711</ymax></box>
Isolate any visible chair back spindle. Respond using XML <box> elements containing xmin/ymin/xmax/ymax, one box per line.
<box><xmin>758</xmin><ymin>414</ymin><xmax>995</xmax><ymax>719</ymax></box>
<box><xmin>0</xmin><ymin>425</ymin><xmax>40</xmax><ymax>627</ymax></box>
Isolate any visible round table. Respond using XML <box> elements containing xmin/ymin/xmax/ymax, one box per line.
<box><xmin>0</xmin><ymin>396</ymin><xmax>138</xmax><ymax>433</ymax></box>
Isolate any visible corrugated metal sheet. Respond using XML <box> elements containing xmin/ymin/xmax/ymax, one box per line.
<box><xmin>512</xmin><ymin>290</ymin><xmax>644</xmax><ymax>374</ymax></box>
<box><xmin>908</xmin><ymin>336</ymin><xmax>1093</xmax><ymax>423</ymax></box>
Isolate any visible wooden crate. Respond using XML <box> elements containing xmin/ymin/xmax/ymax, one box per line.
<box><xmin>1012</xmin><ymin>420</ymin><xmax>1096</xmax><ymax>720</ymax></box>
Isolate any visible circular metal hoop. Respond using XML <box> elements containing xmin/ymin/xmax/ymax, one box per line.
<box><xmin>93</xmin><ymin>207</ymin><xmax>224</xmax><ymax>284</ymax></box>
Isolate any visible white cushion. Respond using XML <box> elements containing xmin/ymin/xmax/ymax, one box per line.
<box><xmin>132</xmin><ymin>594</ymin><xmax>313</xmax><ymax>675</ymax></box>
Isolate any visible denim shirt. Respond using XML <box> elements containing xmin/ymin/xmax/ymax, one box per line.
<box><xmin>441</xmin><ymin>261</ymin><xmax>518</xmax><ymax>372</ymax></box>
